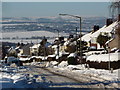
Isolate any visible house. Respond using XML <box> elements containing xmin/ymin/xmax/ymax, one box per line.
<box><xmin>86</xmin><ymin>15</ymin><xmax>120</xmax><ymax>70</ymax></box>
<box><xmin>82</xmin><ymin>19</ymin><xmax>118</xmax><ymax>50</ymax></box>
<box><xmin>1</xmin><ymin>42</ymin><xmax>16</xmax><ymax>59</ymax></box>
<box><xmin>106</xmin><ymin>22</ymin><xmax>120</xmax><ymax>51</ymax></box>
<box><xmin>30</xmin><ymin>44</ymin><xmax>40</xmax><ymax>56</ymax></box>
<box><xmin>30</xmin><ymin>42</ymin><xmax>53</xmax><ymax>56</ymax></box>
<box><xmin>86</xmin><ymin>52</ymin><xmax>120</xmax><ymax>69</ymax></box>
<box><xmin>20</xmin><ymin>43</ymin><xmax>33</xmax><ymax>56</ymax></box>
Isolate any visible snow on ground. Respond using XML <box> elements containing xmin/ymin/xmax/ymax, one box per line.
<box><xmin>49</xmin><ymin>61</ymin><xmax>120</xmax><ymax>82</ymax></box>
<box><xmin>2</xmin><ymin>31</ymin><xmax>68</xmax><ymax>43</ymax></box>
<box><xmin>0</xmin><ymin>60</ymin><xmax>120</xmax><ymax>88</ymax></box>
<box><xmin>84</xmin><ymin>51</ymin><xmax>106</xmax><ymax>56</ymax></box>
<box><xmin>0</xmin><ymin>65</ymin><xmax>45</xmax><ymax>88</ymax></box>
<box><xmin>0</xmin><ymin>72</ymin><xmax>28</xmax><ymax>88</ymax></box>
<box><xmin>2</xmin><ymin>31</ymin><xmax>67</xmax><ymax>38</ymax></box>
<box><xmin>0</xmin><ymin>68</ymin><xmax>29</xmax><ymax>88</ymax></box>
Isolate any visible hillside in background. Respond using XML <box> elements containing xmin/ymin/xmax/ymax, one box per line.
<box><xmin>1</xmin><ymin>16</ymin><xmax>106</xmax><ymax>34</ymax></box>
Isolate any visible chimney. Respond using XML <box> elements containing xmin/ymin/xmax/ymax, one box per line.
<box><xmin>93</xmin><ymin>25</ymin><xmax>99</xmax><ymax>32</ymax></box>
<box><xmin>106</xmin><ymin>18</ymin><xmax>113</xmax><ymax>26</ymax></box>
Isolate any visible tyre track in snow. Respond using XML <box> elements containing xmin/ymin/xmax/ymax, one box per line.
<box><xmin>23</xmin><ymin>65</ymin><xmax>119</xmax><ymax>89</ymax></box>
<box><xmin>24</xmin><ymin>65</ymin><xmax>93</xmax><ymax>88</ymax></box>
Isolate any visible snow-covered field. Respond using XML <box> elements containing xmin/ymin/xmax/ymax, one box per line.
<box><xmin>2</xmin><ymin>31</ymin><xmax>57</xmax><ymax>38</ymax></box>
<box><xmin>1</xmin><ymin>31</ymin><xmax>68</xmax><ymax>43</ymax></box>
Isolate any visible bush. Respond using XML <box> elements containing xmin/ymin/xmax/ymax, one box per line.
<box><xmin>67</xmin><ymin>57</ymin><xmax>77</xmax><ymax>65</ymax></box>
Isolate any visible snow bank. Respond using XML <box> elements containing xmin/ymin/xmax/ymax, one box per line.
<box><xmin>46</xmin><ymin>61</ymin><xmax>58</xmax><ymax>67</ymax></box>
<box><xmin>86</xmin><ymin>53</ymin><xmax>119</xmax><ymax>63</ymax></box>
<box><xmin>19</xmin><ymin>57</ymin><xmax>30</xmax><ymax>61</ymax></box>
<box><xmin>84</xmin><ymin>51</ymin><xmax>106</xmax><ymax>56</ymax></box>
<box><xmin>53</xmin><ymin>63</ymin><xmax>120</xmax><ymax>81</ymax></box>
<box><xmin>0</xmin><ymin>72</ymin><xmax>28</xmax><ymax>88</ymax></box>
<box><xmin>73</xmin><ymin>68</ymin><xmax>119</xmax><ymax>81</ymax></box>
<box><xmin>66</xmin><ymin>64</ymin><xmax>86</xmax><ymax>70</ymax></box>
<box><xmin>58</xmin><ymin>61</ymin><xmax>68</xmax><ymax>68</ymax></box>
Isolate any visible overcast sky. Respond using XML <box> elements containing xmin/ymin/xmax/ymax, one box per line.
<box><xmin>2</xmin><ymin>2</ymin><xmax>111</xmax><ymax>17</ymax></box>
<box><xmin>2</xmin><ymin>0</ymin><xmax>110</xmax><ymax>2</ymax></box>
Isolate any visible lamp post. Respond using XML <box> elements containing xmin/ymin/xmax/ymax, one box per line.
<box><xmin>54</xmin><ymin>29</ymin><xmax>60</xmax><ymax>62</ymax></box>
<box><xmin>108</xmin><ymin>46</ymin><xmax>111</xmax><ymax>72</ymax></box>
<box><xmin>59</xmin><ymin>14</ymin><xmax>82</xmax><ymax>59</ymax></box>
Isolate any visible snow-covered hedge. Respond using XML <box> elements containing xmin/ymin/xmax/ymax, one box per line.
<box><xmin>87</xmin><ymin>53</ymin><xmax>120</xmax><ymax>63</ymax></box>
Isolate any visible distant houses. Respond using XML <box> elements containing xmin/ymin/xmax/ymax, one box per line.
<box><xmin>30</xmin><ymin>44</ymin><xmax>40</xmax><ymax>56</ymax></box>
<box><xmin>21</xmin><ymin>43</ymin><xmax>33</xmax><ymax>56</ymax></box>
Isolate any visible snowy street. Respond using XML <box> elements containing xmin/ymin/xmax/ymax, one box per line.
<box><xmin>1</xmin><ymin>61</ymin><xmax>119</xmax><ymax>89</ymax></box>
<box><xmin>23</xmin><ymin>62</ymin><xmax>120</xmax><ymax>88</ymax></box>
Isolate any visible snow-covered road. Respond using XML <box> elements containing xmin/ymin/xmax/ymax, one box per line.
<box><xmin>23</xmin><ymin>63</ymin><xmax>119</xmax><ymax>88</ymax></box>
<box><xmin>0</xmin><ymin>62</ymin><xmax>120</xmax><ymax>89</ymax></box>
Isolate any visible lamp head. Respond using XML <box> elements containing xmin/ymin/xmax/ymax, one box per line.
<box><xmin>59</xmin><ymin>14</ymin><xmax>68</xmax><ymax>16</ymax></box>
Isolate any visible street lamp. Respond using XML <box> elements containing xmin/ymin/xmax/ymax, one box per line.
<box><xmin>59</xmin><ymin>14</ymin><xmax>82</xmax><ymax>60</ymax></box>
<box><xmin>54</xmin><ymin>29</ymin><xmax>60</xmax><ymax>62</ymax></box>
<box><xmin>108</xmin><ymin>46</ymin><xmax>111</xmax><ymax>72</ymax></box>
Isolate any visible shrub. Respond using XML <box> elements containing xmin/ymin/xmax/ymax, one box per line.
<box><xmin>67</xmin><ymin>57</ymin><xmax>77</xmax><ymax>65</ymax></box>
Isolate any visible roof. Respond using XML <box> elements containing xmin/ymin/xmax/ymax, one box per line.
<box><xmin>81</xmin><ymin>32</ymin><xmax>92</xmax><ymax>42</ymax></box>
<box><xmin>105</xmin><ymin>38</ymin><xmax>114</xmax><ymax>45</ymax></box>
<box><xmin>91</xmin><ymin>25</ymin><xmax>106</xmax><ymax>38</ymax></box>
<box><xmin>81</xmin><ymin>21</ymin><xmax>118</xmax><ymax>42</ymax></box>
<box><xmin>21</xmin><ymin>44</ymin><xmax>33</xmax><ymax>50</ymax></box>
<box><xmin>91</xmin><ymin>21</ymin><xmax>118</xmax><ymax>38</ymax></box>
<box><xmin>30</xmin><ymin>44</ymin><xmax>40</xmax><ymax>49</ymax></box>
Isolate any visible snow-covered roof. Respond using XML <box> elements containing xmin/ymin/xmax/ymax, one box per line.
<box><xmin>86</xmin><ymin>53</ymin><xmax>119</xmax><ymax>63</ymax></box>
<box><xmin>15</xmin><ymin>46</ymin><xmax>20</xmax><ymax>50</ymax></box>
<box><xmin>100</xmin><ymin>21</ymin><xmax>118</xmax><ymax>33</ymax></box>
<box><xmin>81</xmin><ymin>32</ymin><xmax>92</xmax><ymax>42</ymax></box>
<box><xmin>48</xmin><ymin>54</ymin><xmax>56</xmax><ymax>57</ymax></box>
<box><xmin>30</xmin><ymin>44</ymin><xmax>40</xmax><ymax>49</ymax></box>
<box><xmin>111</xmin><ymin>47</ymin><xmax>118</xmax><ymax>52</ymax></box>
<box><xmin>64</xmin><ymin>40</ymin><xmax>70</xmax><ymax>46</ymax></box>
<box><xmin>81</xmin><ymin>21</ymin><xmax>118</xmax><ymax>42</ymax></box>
<box><xmin>19</xmin><ymin>58</ymin><xmax>30</xmax><ymax>61</ymax></box>
<box><xmin>52</xmin><ymin>45</ymin><xmax>58</xmax><ymax>48</ymax></box>
<box><xmin>91</xmin><ymin>25</ymin><xmax>106</xmax><ymax>38</ymax></box>
<box><xmin>91</xmin><ymin>21</ymin><xmax>118</xmax><ymax>38</ymax></box>
<box><xmin>105</xmin><ymin>38</ymin><xmax>114</xmax><ymax>45</ymax></box>
<box><xmin>84</xmin><ymin>51</ymin><xmax>106</xmax><ymax>56</ymax></box>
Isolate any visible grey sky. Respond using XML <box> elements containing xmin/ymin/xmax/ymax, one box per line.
<box><xmin>2</xmin><ymin>2</ymin><xmax>111</xmax><ymax>17</ymax></box>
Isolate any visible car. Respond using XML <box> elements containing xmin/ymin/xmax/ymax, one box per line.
<box><xmin>88</xmin><ymin>46</ymin><xmax>97</xmax><ymax>51</ymax></box>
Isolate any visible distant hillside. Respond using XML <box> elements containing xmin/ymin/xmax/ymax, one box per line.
<box><xmin>2</xmin><ymin>17</ymin><xmax>106</xmax><ymax>34</ymax></box>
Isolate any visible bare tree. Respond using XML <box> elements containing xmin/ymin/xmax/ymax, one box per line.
<box><xmin>110</xmin><ymin>0</ymin><xmax>120</xmax><ymax>19</ymax></box>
